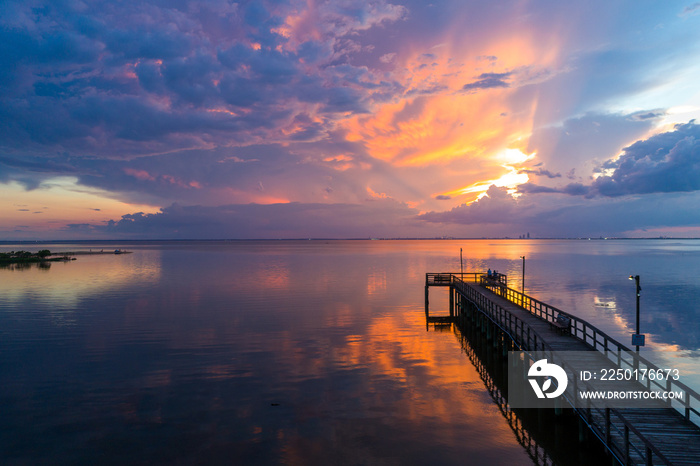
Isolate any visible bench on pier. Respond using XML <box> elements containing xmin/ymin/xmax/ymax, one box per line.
<box><xmin>551</xmin><ymin>314</ymin><xmax>571</xmax><ymax>335</ymax></box>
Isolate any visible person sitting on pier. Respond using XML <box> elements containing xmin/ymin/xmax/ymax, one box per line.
<box><xmin>487</xmin><ymin>268</ymin><xmax>492</xmax><ymax>278</ymax></box>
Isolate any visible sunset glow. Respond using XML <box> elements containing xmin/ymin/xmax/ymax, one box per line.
<box><xmin>2</xmin><ymin>1</ymin><xmax>700</xmax><ymax>239</ymax></box>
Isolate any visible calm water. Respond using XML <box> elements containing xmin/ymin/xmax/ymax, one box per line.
<box><xmin>1</xmin><ymin>239</ymin><xmax>699</xmax><ymax>464</ymax></box>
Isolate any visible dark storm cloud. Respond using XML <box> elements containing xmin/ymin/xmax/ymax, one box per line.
<box><xmin>218</xmin><ymin>44</ymin><xmax>298</xmax><ymax>85</ymax></box>
<box><xmin>0</xmin><ymin>0</ymin><xmax>412</xmax><ymax>212</ymax></box>
<box><xmin>0</xmin><ymin>0</ymin><xmax>402</xmax><ymax>165</ymax></box>
<box><xmin>0</xmin><ymin>22</ymin><xmax>100</xmax><ymax>80</ymax></box>
<box><xmin>103</xmin><ymin>28</ymin><xmax>193</xmax><ymax>61</ymax></box>
<box><xmin>590</xmin><ymin>121</ymin><xmax>700</xmax><ymax>196</ymax></box>
<box><xmin>524</xmin><ymin>121</ymin><xmax>700</xmax><ymax>198</ymax></box>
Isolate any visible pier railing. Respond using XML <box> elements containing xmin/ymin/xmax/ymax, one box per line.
<box><xmin>480</xmin><ymin>277</ymin><xmax>700</xmax><ymax>428</ymax></box>
<box><xmin>452</xmin><ymin>277</ymin><xmax>550</xmax><ymax>353</ymax></box>
<box><xmin>426</xmin><ymin>273</ymin><xmax>699</xmax><ymax>465</ymax></box>
<box><xmin>442</xmin><ymin>274</ymin><xmax>674</xmax><ymax>464</ymax></box>
<box><xmin>455</xmin><ymin>314</ymin><xmax>663</xmax><ymax>466</ymax></box>
<box><xmin>426</xmin><ymin>272</ymin><xmax>481</xmax><ymax>285</ymax></box>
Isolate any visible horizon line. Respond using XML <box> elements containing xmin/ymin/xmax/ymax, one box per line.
<box><xmin>1</xmin><ymin>236</ymin><xmax>699</xmax><ymax>243</ymax></box>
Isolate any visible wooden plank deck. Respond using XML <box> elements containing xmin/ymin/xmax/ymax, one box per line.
<box><xmin>426</xmin><ymin>273</ymin><xmax>700</xmax><ymax>465</ymax></box>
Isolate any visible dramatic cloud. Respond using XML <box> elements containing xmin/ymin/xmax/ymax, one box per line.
<box><xmin>520</xmin><ymin>121</ymin><xmax>700</xmax><ymax>198</ymax></box>
<box><xmin>0</xmin><ymin>0</ymin><xmax>406</xmax><ymax>161</ymax></box>
<box><xmin>67</xmin><ymin>199</ymin><xmax>423</xmax><ymax>239</ymax></box>
<box><xmin>593</xmin><ymin>121</ymin><xmax>700</xmax><ymax>196</ymax></box>
<box><xmin>420</xmin><ymin>186</ymin><xmax>521</xmax><ymax>225</ymax></box>
<box><xmin>525</xmin><ymin>112</ymin><xmax>662</xmax><ymax>184</ymax></box>
<box><xmin>3</xmin><ymin>1</ymin><xmax>700</xmax><ymax>239</ymax></box>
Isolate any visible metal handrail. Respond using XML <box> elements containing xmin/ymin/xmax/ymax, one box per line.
<box><xmin>426</xmin><ymin>272</ymin><xmax>481</xmax><ymax>284</ymax></box>
<box><xmin>480</xmin><ymin>277</ymin><xmax>700</xmax><ymax>426</ymax></box>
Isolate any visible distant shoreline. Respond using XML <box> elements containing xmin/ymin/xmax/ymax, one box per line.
<box><xmin>0</xmin><ymin>249</ymin><xmax>131</xmax><ymax>264</ymax></box>
<box><xmin>1</xmin><ymin>237</ymin><xmax>698</xmax><ymax>244</ymax></box>
<box><xmin>52</xmin><ymin>251</ymin><xmax>133</xmax><ymax>255</ymax></box>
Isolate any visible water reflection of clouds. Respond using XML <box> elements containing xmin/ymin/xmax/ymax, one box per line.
<box><xmin>0</xmin><ymin>253</ymin><xmax>161</xmax><ymax>310</ymax></box>
<box><xmin>366</xmin><ymin>270</ymin><xmax>387</xmax><ymax>296</ymax></box>
<box><xmin>259</xmin><ymin>309</ymin><xmax>529</xmax><ymax>462</ymax></box>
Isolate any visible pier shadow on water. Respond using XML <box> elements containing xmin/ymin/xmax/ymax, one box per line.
<box><xmin>427</xmin><ymin>316</ymin><xmax>612</xmax><ymax>466</ymax></box>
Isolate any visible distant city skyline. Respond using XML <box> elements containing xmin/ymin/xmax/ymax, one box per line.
<box><xmin>2</xmin><ymin>1</ymin><xmax>700</xmax><ymax>240</ymax></box>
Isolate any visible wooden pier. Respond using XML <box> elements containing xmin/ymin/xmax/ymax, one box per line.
<box><xmin>425</xmin><ymin>272</ymin><xmax>700</xmax><ymax>466</ymax></box>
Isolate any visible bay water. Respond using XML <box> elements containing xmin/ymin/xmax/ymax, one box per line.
<box><xmin>1</xmin><ymin>239</ymin><xmax>698</xmax><ymax>464</ymax></box>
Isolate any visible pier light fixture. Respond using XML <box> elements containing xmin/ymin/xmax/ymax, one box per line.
<box><xmin>629</xmin><ymin>275</ymin><xmax>642</xmax><ymax>352</ymax></box>
<box><xmin>520</xmin><ymin>256</ymin><xmax>525</xmax><ymax>295</ymax></box>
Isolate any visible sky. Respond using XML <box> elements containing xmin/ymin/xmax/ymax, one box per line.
<box><xmin>2</xmin><ymin>0</ymin><xmax>700</xmax><ymax>239</ymax></box>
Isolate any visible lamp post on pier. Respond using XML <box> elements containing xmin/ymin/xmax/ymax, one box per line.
<box><xmin>520</xmin><ymin>256</ymin><xmax>525</xmax><ymax>295</ymax></box>
<box><xmin>629</xmin><ymin>274</ymin><xmax>642</xmax><ymax>352</ymax></box>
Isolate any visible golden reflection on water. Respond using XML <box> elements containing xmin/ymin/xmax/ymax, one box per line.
<box><xmin>270</xmin><ymin>305</ymin><xmax>528</xmax><ymax>463</ymax></box>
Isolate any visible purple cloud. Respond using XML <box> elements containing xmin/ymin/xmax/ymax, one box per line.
<box><xmin>462</xmin><ymin>71</ymin><xmax>512</xmax><ymax>92</ymax></box>
<box><xmin>418</xmin><ymin>184</ymin><xmax>700</xmax><ymax>238</ymax></box>
<box><xmin>517</xmin><ymin>168</ymin><xmax>562</xmax><ymax>179</ymax></box>
<box><xmin>0</xmin><ymin>0</ymin><xmax>405</xmax><ymax>163</ymax></box>
<box><xmin>594</xmin><ymin>121</ymin><xmax>700</xmax><ymax>194</ymax></box>
<box><xmin>67</xmin><ymin>199</ymin><xmax>421</xmax><ymax>239</ymax></box>
<box><xmin>421</xmin><ymin>186</ymin><xmax>520</xmax><ymax>225</ymax></box>
<box><xmin>3</xmin><ymin>0</ymin><xmax>700</xmax><ymax>240</ymax></box>
<box><xmin>522</xmin><ymin>121</ymin><xmax>700</xmax><ymax>198</ymax></box>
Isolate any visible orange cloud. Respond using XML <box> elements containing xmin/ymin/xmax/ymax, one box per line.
<box><xmin>366</xmin><ymin>186</ymin><xmax>391</xmax><ymax>200</ymax></box>
<box><xmin>340</xmin><ymin>24</ymin><xmax>566</xmax><ymax>210</ymax></box>
<box><xmin>124</xmin><ymin>168</ymin><xmax>156</xmax><ymax>181</ymax></box>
